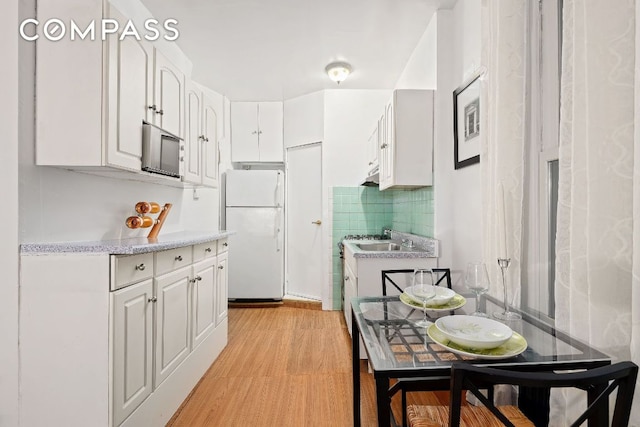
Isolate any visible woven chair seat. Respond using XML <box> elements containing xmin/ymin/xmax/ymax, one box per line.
<box><xmin>407</xmin><ymin>404</ymin><xmax>535</xmax><ymax>427</ymax></box>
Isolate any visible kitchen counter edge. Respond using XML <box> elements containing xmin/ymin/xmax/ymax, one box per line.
<box><xmin>20</xmin><ymin>230</ymin><xmax>235</xmax><ymax>255</ymax></box>
<box><xmin>343</xmin><ymin>238</ymin><xmax>438</xmax><ymax>259</ymax></box>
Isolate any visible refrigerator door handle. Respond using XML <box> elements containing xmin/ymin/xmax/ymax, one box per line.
<box><xmin>275</xmin><ymin>207</ymin><xmax>282</xmax><ymax>252</ymax></box>
<box><xmin>275</xmin><ymin>171</ymin><xmax>282</xmax><ymax>207</ymax></box>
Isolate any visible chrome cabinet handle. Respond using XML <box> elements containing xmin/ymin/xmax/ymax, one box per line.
<box><xmin>175</xmin><ymin>255</ymin><xmax>183</xmax><ymax>261</ymax></box>
<box><xmin>251</xmin><ymin>131</ymin><xmax>258</xmax><ymax>135</ymax></box>
<box><xmin>147</xmin><ymin>296</ymin><xmax>157</xmax><ymax>303</ymax></box>
<box><xmin>380</xmin><ymin>143</ymin><xmax>388</xmax><ymax>149</ymax></box>
<box><xmin>312</xmin><ymin>220</ymin><xmax>322</xmax><ymax>225</ymax></box>
<box><xmin>258</xmin><ymin>130</ymin><xmax>263</xmax><ymax>134</ymax></box>
<box><xmin>205</xmin><ymin>247</ymin><xmax>212</xmax><ymax>253</ymax></box>
<box><xmin>196</xmin><ymin>276</ymin><xmax>202</xmax><ymax>281</ymax></box>
<box><xmin>199</xmin><ymin>135</ymin><xmax>205</xmax><ymax>140</ymax></box>
<box><xmin>205</xmin><ymin>137</ymin><xmax>209</xmax><ymax>142</ymax></box>
<box><xmin>223</xmin><ymin>242</ymin><xmax>228</xmax><ymax>247</ymax></box>
<box><xmin>218</xmin><ymin>265</ymin><xmax>224</xmax><ymax>270</ymax></box>
<box><xmin>156</xmin><ymin>109</ymin><xmax>164</xmax><ymax>115</ymax></box>
<box><xmin>148</xmin><ymin>105</ymin><xmax>156</xmax><ymax>111</ymax></box>
<box><xmin>344</xmin><ymin>276</ymin><xmax>349</xmax><ymax>281</ymax></box>
<box><xmin>135</xmin><ymin>263</ymin><xmax>145</xmax><ymax>271</ymax></box>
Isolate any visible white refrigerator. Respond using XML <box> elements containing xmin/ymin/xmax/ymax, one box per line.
<box><xmin>225</xmin><ymin>170</ymin><xmax>284</xmax><ymax>300</ymax></box>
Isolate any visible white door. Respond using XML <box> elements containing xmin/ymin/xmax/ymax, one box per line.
<box><xmin>230</xmin><ymin>102</ymin><xmax>259</xmax><ymax>162</ymax></box>
<box><xmin>258</xmin><ymin>102</ymin><xmax>284</xmax><ymax>162</ymax></box>
<box><xmin>215</xmin><ymin>252</ymin><xmax>229</xmax><ymax>325</ymax></box>
<box><xmin>286</xmin><ymin>143</ymin><xmax>323</xmax><ymax>300</ymax></box>
<box><xmin>106</xmin><ymin>9</ymin><xmax>153</xmax><ymax>171</ymax></box>
<box><xmin>112</xmin><ymin>279</ymin><xmax>153</xmax><ymax>427</ymax></box>
<box><xmin>154</xmin><ymin>266</ymin><xmax>191</xmax><ymax>388</ymax></box>
<box><xmin>191</xmin><ymin>258</ymin><xmax>215</xmax><ymax>350</ymax></box>
<box><xmin>154</xmin><ymin>51</ymin><xmax>184</xmax><ymax>138</ymax></box>
<box><xmin>183</xmin><ymin>82</ymin><xmax>202</xmax><ymax>184</ymax></box>
<box><xmin>201</xmin><ymin>94</ymin><xmax>219</xmax><ymax>188</ymax></box>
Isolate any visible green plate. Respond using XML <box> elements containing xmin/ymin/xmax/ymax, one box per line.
<box><xmin>400</xmin><ymin>292</ymin><xmax>466</xmax><ymax>312</ymax></box>
<box><xmin>427</xmin><ymin>324</ymin><xmax>528</xmax><ymax>359</ymax></box>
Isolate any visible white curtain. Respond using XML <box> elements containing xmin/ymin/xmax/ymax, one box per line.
<box><xmin>552</xmin><ymin>0</ymin><xmax>638</xmax><ymax>425</ymax></box>
<box><xmin>480</xmin><ymin>0</ymin><xmax>528</xmax><ymax>305</ymax></box>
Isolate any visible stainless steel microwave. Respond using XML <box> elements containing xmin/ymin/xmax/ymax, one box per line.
<box><xmin>142</xmin><ymin>122</ymin><xmax>184</xmax><ymax>178</ymax></box>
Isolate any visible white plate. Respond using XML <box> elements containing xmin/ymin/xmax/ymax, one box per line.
<box><xmin>405</xmin><ymin>285</ymin><xmax>456</xmax><ymax>306</ymax></box>
<box><xmin>427</xmin><ymin>324</ymin><xmax>527</xmax><ymax>360</ymax></box>
<box><xmin>399</xmin><ymin>292</ymin><xmax>466</xmax><ymax>312</ymax></box>
<box><xmin>435</xmin><ymin>315</ymin><xmax>513</xmax><ymax>349</ymax></box>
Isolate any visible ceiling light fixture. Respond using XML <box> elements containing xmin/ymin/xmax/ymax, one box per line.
<box><xmin>325</xmin><ymin>62</ymin><xmax>352</xmax><ymax>84</ymax></box>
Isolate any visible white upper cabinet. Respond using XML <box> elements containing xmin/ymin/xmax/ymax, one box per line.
<box><xmin>154</xmin><ymin>51</ymin><xmax>184</xmax><ymax>139</ymax></box>
<box><xmin>35</xmin><ymin>0</ymin><xmax>187</xmax><ymax>185</ymax></box>
<box><xmin>378</xmin><ymin>90</ymin><xmax>434</xmax><ymax>190</ymax></box>
<box><xmin>183</xmin><ymin>81</ymin><xmax>219</xmax><ymax>188</ymax></box>
<box><xmin>231</xmin><ymin>102</ymin><xmax>283</xmax><ymax>162</ymax></box>
<box><xmin>106</xmin><ymin>7</ymin><xmax>154</xmax><ymax>172</ymax></box>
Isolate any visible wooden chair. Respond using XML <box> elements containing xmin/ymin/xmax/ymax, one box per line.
<box><xmin>380</xmin><ymin>268</ymin><xmax>454</xmax><ymax>427</ymax></box>
<box><xmin>406</xmin><ymin>361</ymin><xmax>638</xmax><ymax>427</ymax></box>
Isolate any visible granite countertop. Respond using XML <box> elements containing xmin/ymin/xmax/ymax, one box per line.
<box><xmin>343</xmin><ymin>232</ymin><xmax>438</xmax><ymax>259</ymax></box>
<box><xmin>20</xmin><ymin>230</ymin><xmax>234</xmax><ymax>255</ymax></box>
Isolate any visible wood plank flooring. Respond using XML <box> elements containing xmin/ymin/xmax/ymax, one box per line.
<box><xmin>167</xmin><ymin>306</ymin><xmax>449</xmax><ymax>426</ymax></box>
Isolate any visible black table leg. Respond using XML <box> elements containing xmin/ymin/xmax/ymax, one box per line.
<box><xmin>518</xmin><ymin>386</ymin><xmax>550</xmax><ymax>427</ymax></box>
<box><xmin>352</xmin><ymin>311</ymin><xmax>361</xmax><ymax>427</ymax></box>
<box><xmin>376</xmin><ymin>375</ymin><xmax>392</xmax><ymax>427</ymax></box>
<box><xmin>588</xmin><ymin>383</ymin><xmax>608</xmax><ymax>426</ymax></box>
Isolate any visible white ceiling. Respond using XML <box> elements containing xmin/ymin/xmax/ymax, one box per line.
<box><xmin>141</xmin><ymin>0</ymin><xmax>455</xmax><ymax>101</ymax></box>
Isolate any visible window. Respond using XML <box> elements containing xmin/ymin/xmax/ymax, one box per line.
<box><xmin>522</xmin><ymin>0</ymin><xmax>562</xmax><ymax>322</ymax></box>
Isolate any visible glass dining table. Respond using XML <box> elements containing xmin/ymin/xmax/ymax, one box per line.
<box><xmin>351</xmin><ymin>294</ymin><xmax>612</xmax><ymax>427</ymax></box>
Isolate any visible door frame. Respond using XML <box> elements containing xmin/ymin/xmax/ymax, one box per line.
<box><xmin>284</xmin><ymin>142</ymin><xmax>324</xmax><ymax>302</ymax></box>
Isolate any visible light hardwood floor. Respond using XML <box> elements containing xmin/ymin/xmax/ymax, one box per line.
<box><xmin>167</xmin><ymin>306</ymin><xmax>449</xmax><ymax>426</ymax></box>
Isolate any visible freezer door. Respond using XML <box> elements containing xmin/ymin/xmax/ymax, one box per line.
<box><xmin>226</xmin><ymin>207</ymin><xmax>284</xmax><ymax>300</ymax></box>
<box><xmin>225</xmin><ymin>170</ymin><xmax>283</xmax><ymax>207</ymax></box>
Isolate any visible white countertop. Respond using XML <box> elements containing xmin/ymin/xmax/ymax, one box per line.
<box><xmin>20</xmin><ymin>230</ymin><xmax>234</xmax><ymax>255</ymax></box>
<box><xmin>343</xmin><ymin>237</ymin><xmax>438</xmax><ymax>259</ymax></box>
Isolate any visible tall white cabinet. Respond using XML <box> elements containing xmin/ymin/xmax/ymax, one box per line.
<box><xmin>184</xmin><ymin>82</ymin><xmax>219</xmax><ymax>188</ymax></box>
<box><xmin>20</xmin><ymin>234</ymin><xmax>231</xmax><ymax>427</ymax></box>
<box><xmin>378</xmin><ymin>90</ymin><xmax>434</xmax><ymax>190</ymax></box>
<box><xmin>231</xmin><ymin>101</ymin><xmax>284</xmax><ymax>162</ymax></box>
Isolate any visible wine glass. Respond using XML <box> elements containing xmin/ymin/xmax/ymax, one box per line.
<box><xmin>465</xmin><ymin>262</ymin><xmax>490</xmax><ymax>317</ymax></box>
<box><xmin>409</xmin><ymin>269</ymin><xmax>436</xmax><ymax>328</ymax></box>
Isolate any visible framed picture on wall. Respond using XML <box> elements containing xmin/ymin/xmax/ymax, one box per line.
<box><xmin>453</xmin><ymin>70</ymin><xmax>483</xmax><ymax>169</ymax></box>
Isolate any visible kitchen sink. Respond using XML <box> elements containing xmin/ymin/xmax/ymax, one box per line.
<box><xmin>357</xmin><ymin>242</ymin><xmax>402</xmax><ymax>251</ymax></box>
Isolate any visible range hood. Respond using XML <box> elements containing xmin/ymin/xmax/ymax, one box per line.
<box><xmin>360</xmin><ymin>166</ymin><xmax>379</xmax><ymax>187</ymax></box>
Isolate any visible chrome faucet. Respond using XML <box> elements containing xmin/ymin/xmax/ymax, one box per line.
<box><xmin>382</xmin><ymin>228</ymin><xmax>392</xmax><ymax>239</ymax></box>
<box><xmin>401</xmin><ymin>239</ymin><xmax>414</xmax><ymax>248</ymax></box>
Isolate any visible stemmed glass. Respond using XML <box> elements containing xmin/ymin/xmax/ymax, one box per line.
<box><xmin>464</xmin><ymin>262</ymin><xmax>490</xmax><ymax>317</ymax></box>
<box><xmin>409</xmin><ymin>269</ymin><xmax>436</xmax><ymax>328</ymax></box>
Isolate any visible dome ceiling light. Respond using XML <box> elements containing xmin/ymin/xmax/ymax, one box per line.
<box><xmin>325</xmin><ymin>62</ymin><xmax>352</xmax><ymax>84</ymax></box>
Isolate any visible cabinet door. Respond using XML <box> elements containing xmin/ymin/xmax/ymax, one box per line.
<box><xmin>154</xmin><ymin>51</ymin><xmax>184</xmax><ymax>138</ymax></box>
<box><xmin>192</xmin><ymin>258</ymin><xmax>216</xmax><ymax>349</ymax></box>
<box><xmin>112</xmin><ymin>279</ymin><xmax>153</xmax><ymax>427</ymax></box>
<box><xmin>257</xmin><ymin>102</ymin><xmax>284</xmax><ymax>162</ymax></box>
<box><xmin>154</xmin><ymin>266</ymin><xmax>191</xmax><ymax>388</ymax></box>
<box><xmin>106</xmin><ymin>8</ymin><xmax>153</xmax><ymax>171</ymax></box>
<box><xmin>215</xmin><ymin>252</ymin><xmax>228</xmax><ymax>326</ymax></box>
<box><xmin>367</xmin><ymin>125</ymin><xmax>378</xmax><ymax>170</ymax></box>
<box><xmin>343</xmin><ymin>263</ymin><xmax>356</xmax><ymax>334</ymax></box>
<box><xmin>380</xmin><ymin>101</ymin><xmax>394</xmax><ymax>189</ymax></box>
<box><xmin>231</xmin><ymin>102</ymin><xmax>259</xmax><ymax>162</ymax></box>
<box><xmin>202</xmin><ymin>94</ymin><xmax>219</xmax><ymax>187</ymax></box>
<box><xmin>183</xmin><ymin>82</ymin><xmax>202</xmax><ymax>184</ymax></box>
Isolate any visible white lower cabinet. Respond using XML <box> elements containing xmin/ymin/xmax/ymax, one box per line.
<box><xmin>215</xmin><ymin>252</ymin><xmax>229</xmax><ymax>325</ymax></box>
<box><xmin>19</xmin><ymin>238</ymin><xmax>230</xmax><ymax>427</ymax></box>
<box><xmin>192</xmin><ymin>257</ymin><xmax>216</xmax><ymax>349</ymax></box>
<box><xmin>154</xmin><ymin>266</ymin><xmax>191</xmax><ymax>388</ymax></box>
<box><xmin>112</xmin><ymin>280</ymin><xmax>154</xmax><ymax>427</ymax></box>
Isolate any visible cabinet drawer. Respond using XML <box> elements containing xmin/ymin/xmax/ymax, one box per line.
<box><xmin>217</xmin><ymin>238</ymin><xmax>229</xmax><ymax>254</ymax></box>
<box><xmin>111</xmin><ymin>253</ymin><xmax>154</xmax><ymax>290</ymax></box>
<box><xmin>193</xmin><ymin>242</ymin><xmax>216</xmax><ymax>262</ymax></box>
<box><xmin>155</xmin><ymin>247</ymin><xmax>193</xmax><ymax>276</ymax></box>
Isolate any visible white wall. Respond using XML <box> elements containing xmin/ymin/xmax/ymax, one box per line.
<box><xmin>284</xmin><ymin>91</ymin><xmax>324</xmax><ymax>148</ymax></box>
<box><xmin>18</xmin><ymin>0</ymin><xmax>221</xmax><ymax>244</ymax></box>
<box><xmin>321</xmin><ymin>89</ymin><xmax>391</xmax><ymax>308</ymax></box>
<box><xmin>394</xmin><ymin>1</ymin><xmax>483</xmax><ymax>291</ymax></box>
<box><xmin>0</xmin><ymin>0</ymin><xmax>20</xmax><ymax>424</ymax></box>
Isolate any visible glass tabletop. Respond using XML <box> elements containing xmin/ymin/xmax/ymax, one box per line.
<box><xmin>351</xmin><ymin>295</ymin><xmax>611</xmax><ymax>375</ymax></box>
